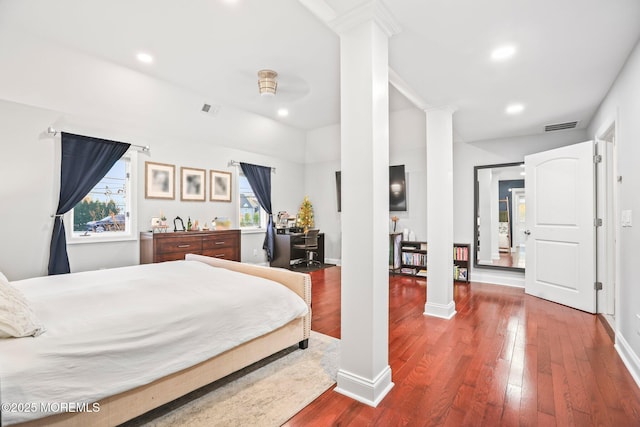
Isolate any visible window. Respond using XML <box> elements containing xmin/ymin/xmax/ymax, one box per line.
<box><xmin>238</xmin><ymin>170</ymin><xmax>265</xmax><ymax>230</ymax></box>
<box><xmin>66</xmin><ymin>152</ymin><xmax>137</xmax><ymax>243</ymax></box>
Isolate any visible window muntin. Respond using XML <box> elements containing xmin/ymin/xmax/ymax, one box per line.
<box><xmin>238</xmin><ymin>171</ymin><xmax>265</xmax><ymax>229</ymax></box>
<box><xmin>66</xmin><ymin>153</ymin><xmax>136</xmax><ymax>243</ymax></box>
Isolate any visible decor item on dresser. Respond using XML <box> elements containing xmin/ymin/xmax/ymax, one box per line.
<box><xmin>180</xmin><ymin>166</ymin><xmax>206</xmax><ymax>201</ymax></box>
<box><xmin>140</xmin><ymin>229</ymin><xmax>241</xmax><ymax>263</ymax></box>
<box><xmin>0</xmin><ymin>255</ymin><xmax>311</xmax><ymax>427</ymax></box>
<box><xmin>173</xmin><ymin>216</ymin><xmax>185</xmax><ymax>232</ymax></box>
<box><xmin>145</xmin><ymin>161</ymin><xmax>175</xmax><ymax>200</ymax></box>
<box><xmin>210</xmin><ymin>169</ymin><xmax>232</xmax><ymax>202</ymax></box>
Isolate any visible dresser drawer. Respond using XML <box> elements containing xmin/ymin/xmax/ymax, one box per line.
<box><xmin>202</xmin><ymin>247</ymin><xmax>237</xmax><ymax>260</ymax></box>
<box><xmin>155</xmin><ymin>251</ymin><xmax>194</xmax><ymax>263</ymax></box>
<box><xmin>202</xmin><ymin>233</ymin><xmax>237</xmax><ymax>250</ymax></box>
<box><xmin>140</xmin><ymin>230</ymin><xmax>240</xmax><ymax>264</ymax></box>
<box><xmin>156</xmin><ymin>236</ymin><xmax>203</xmax><ymax>255</ymax></box>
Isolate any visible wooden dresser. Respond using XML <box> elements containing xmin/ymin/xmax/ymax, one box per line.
<box><xmin>140</xmin><ymin>230</ymin><xmax>241</xmax><ymax>264</ymax></box>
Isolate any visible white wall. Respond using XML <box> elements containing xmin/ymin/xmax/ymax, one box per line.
<box><xmin>304</xmin><ymin>108</ymin><xmax>427</xmax><ymax>262</ymax></box>
<box><xmin>587</xmin><ymin>39</ymin><xmax>640</xmax><ymax>384</ymax></box>
<box><xmin>0</xmin><ymin>32</ymin><xmax>307</xmax><ymax>280</ymax></box>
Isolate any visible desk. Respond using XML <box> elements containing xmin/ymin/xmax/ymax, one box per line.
<box><xmin>270</xmin><ymin>232</ymin><xmax>325</xmax><ymax>269</ymax></box>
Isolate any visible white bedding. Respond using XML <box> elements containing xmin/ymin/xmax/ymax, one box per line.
<box><xmin>0</xmin><ymin>260</ymin><xmax>308</xmax><ymax>425</ymax></box>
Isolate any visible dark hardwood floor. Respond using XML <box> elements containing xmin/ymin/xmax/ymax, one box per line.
<box><xmin>285</xmin><ymin>267</ymin><xmax>640</xmax><ymax>426</ymax></box>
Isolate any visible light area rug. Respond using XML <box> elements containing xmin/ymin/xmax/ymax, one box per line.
<box><xmin>125</xmin><ymin>331</ymin><xmax>339</xmax><ymax>427</ymax></box>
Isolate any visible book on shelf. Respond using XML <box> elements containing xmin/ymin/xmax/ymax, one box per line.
<box><xmin>453</xmin><ymin>245</ymin><xmax>469</xmax><ymax>261</ymax></box>
<box><xmin>453</xmin><ymin>266</ymin><xmax>468</xmax><ymax>281</ymax></box>
<box><xmin>416</xmin><ymin>269</ymin><xmax>428</xmax><ymax>277</ymax></box>
<box><xmin>402</xmin><ymin>252</ymin><xmax>427</xmax><ymax>267</ymax></box>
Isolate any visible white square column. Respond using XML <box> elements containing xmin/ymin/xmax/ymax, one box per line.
<box><xmin>424</xmin><ymin>107</ymin><xmax>457</xmax><ymax>319</ymax></box>
<box><xmin>330</xmin><ymin>1</ymin><xmax>400</xmax><ymax>406</ymax></box>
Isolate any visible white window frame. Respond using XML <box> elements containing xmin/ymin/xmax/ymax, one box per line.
<box><xmin>237</xmin><ymin>169</ymin><xmax>267</xmax><ymax>233</ymax></box>
<box><xmin>65</xmin><ymin>151</ymin><xmax>138</xmax><ymax>244</ymax></box>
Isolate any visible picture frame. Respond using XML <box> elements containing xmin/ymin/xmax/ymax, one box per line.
<box><xmin>145</xmin><ymin>162</ymin><xmax>175</xmax><ymax>200</ymax></box>
<box><xmin>181</xmin><ymin>167</ymin><xmax>206</xmax><ymax>201</ymax></box>
<box><xmin>210</xmin><ymin>170</ymin><xmax>232</xmax><ymax>202</ymax></box>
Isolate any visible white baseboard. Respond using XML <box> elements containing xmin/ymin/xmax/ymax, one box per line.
<box><xmin>615</xmin><ymin>331</ymin><xmax>640</xmax><ymax>389</ymax></box>
<box><xmin>424</xmin><ymin>300</ymin><xmax>456</xmax><ymax>319</ymax></box>
<box><xmin>335</xmin><ymin>365</ymin><xmax>394</xmax><ymax>407</ymax></box>
<box><xmin>325</xmin><ymin>257</ymin><xmax>341</xmax><ymax>266</ymax></box>
<box><xmin>472</xmin><ymin>269</ymin><xmax>525</xmax><ymax>288</ymax></box>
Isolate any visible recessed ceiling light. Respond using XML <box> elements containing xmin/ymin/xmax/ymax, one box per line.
<box><xmin>506</xmin><ymin>103</ymin><xmax>525</xmax><ymax>115</ymax></box>
<box><xmin>136</xmin><ymin>52</ymin><xmax>153</xmax><ymax>64</ymax></box>
<box><xmin>277</xmin><ymin>108</ymin><xmax>289</xmax><ymax>117</ymax></box>
<box><xmin>491</xmin><ymin>45</ymin><xmax>516</xmax><ymax>61</ymax></box>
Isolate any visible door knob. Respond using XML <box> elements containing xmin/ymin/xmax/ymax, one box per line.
<box><xmin>524</xmin><ymin>230</ymin><xmax>531</xmax><ymax>236</ymax></box>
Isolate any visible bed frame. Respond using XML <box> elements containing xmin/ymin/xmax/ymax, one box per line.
<box><xmin>14</xmin><ymin>255</ymin><xmax>312</xmax><ymax>427</ymax></box>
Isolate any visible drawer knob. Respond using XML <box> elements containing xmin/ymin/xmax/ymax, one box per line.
<box><xmin>177</xmin><ymin>244</ymin><xmax>190</xmax><ymax>248</ymax></box>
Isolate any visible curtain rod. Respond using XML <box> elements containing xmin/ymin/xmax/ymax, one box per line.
<box><xmin>46</xmin><ymin>127</ymin><xmax>150</xmax><ymax>153</ymax></box>
<box><xmin>228</xmin><ymin>160</ymin><xmax>276</xmax><ymax>173</ymax></box>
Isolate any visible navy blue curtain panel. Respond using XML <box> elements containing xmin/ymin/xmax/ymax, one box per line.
<box><xmin>239</xmin><ymin>162</ymin><xmax>275</xmax><ymax>261</ymax></box>
<box><xmin>48</xmin><ymin>132</ymin><xmax>131</xmax><ymax>275</ymax></box>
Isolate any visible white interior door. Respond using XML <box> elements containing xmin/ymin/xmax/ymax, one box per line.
<box><xmin>524</xmin><ymin>141</ymin><xmax>596</xmax><ymax>313</ymax></box>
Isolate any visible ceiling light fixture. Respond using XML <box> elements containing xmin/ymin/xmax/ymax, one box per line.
<box><xmin>506</xmin><ymin>103</ymin><xmax>525</xmax><ymax>115</ymax></box>
<box><xmin>136</xmin><ymin>52</ymin><xmax>153</xmax><ymax>64</ymax></box>
<box><xmin>491</xmin><ymin>45</ymin><xmax>516</xmax><ymax>61</ymax></box>
<box><xmin>258</xmin><ymin>69</ymin><xmax>278</xmax><ymax>96</ymax></box>
<box><xmin>277</xmin><ymin>108</ymin><xmax>289</xmax><ymax>117</ymax></box>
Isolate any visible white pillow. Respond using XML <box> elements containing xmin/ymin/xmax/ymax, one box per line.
<box><xmin>0</xmin><ymin>274</ymin><xmax>45</xmax><ymax>338</ymax></box>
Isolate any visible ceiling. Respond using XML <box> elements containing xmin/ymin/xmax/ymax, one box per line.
<box><xmin>1</xmin><ymin>0</ymin><xmax>639</xmax><ymax>143</ymax></box>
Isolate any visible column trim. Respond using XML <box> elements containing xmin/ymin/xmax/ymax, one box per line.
<box><xmin>328</xmin><ymin>0</ymin><xmax>401</xmax><ymax>36</ymax></box>
<box><xmin>424</xmin><ymin>300</ymin><xmax>457</xmax><ymax>319</ymax></box>
<box><xmin>335</xmin><ymin>365</ymin><xmax>394</xmax><ymax>407</ymax></box>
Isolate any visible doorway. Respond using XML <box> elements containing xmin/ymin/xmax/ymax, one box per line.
<box><xmin>597</xmin><ymin>122</ymin><xmax>618</xmax><ymax>331</ymax></box>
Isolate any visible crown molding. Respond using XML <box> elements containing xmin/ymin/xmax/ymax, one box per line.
<box><xmin>388</xmin><ymin>67</ymin><xmax>431</xmax><ymax>111</ymax></box>
<box><xmin>328</xmin><ymin>0</ymin><xmax>401</xmax><ymax>37</ymax></box>
<box><xmin>297</xmin><ymin>0</ymin><xmax>337</xmax><ymax>23</ymax></box>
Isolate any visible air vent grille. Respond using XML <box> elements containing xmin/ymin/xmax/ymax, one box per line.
<box><xmin>545</xmin><ymin>121</ymin><xmax>578</xmax><ymax>132</ymax></box>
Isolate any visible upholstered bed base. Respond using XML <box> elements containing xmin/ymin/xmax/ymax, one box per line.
<box><xmin>13</xmin><ymin>255</ymin><xmax>312</xmax><ymax>427</ymax></box>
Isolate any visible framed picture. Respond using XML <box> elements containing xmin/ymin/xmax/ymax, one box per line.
<box><xmin>181</xmin><ymin>167</ymin><xmax>206</xmax><ymax>201</ymax></box>
<box><xmin>145</xmin><ymin>162</ymin><xmax>175</xmax><ymax>199</ymax></box>
<box><xmin>210</xmin><ymin>170</ymin><xmax>232</xmax><ymax>202</ymax></box>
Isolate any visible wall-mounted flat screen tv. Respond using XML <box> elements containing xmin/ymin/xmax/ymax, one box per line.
<box><xmin>335</xmin><ymin>165</ymin><xmax>407</xmax><ymax>212</ymax></box>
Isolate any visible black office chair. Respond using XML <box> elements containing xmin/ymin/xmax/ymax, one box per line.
<box><xmin>292</xmin><ymin>229</ymin><xmax>321</xmax><ymax>268</ymax></box>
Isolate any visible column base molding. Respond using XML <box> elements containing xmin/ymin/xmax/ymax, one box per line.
<box><xmin>424</xmin><ymin>300</ymin><xmax>456</xmax><ymax>319</ymax></box>
<box><xmin>335</xmin><ymin>365</ymin><xmax>394</xmax><ymax>407</ymax></box>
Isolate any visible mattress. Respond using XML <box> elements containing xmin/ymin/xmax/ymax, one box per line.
<box><xmin>0</xmin><ymin>260</ymin><xmax>308</xmax><ymax>425</ymax></box>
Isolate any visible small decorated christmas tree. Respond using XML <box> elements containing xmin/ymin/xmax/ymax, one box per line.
<box><xmin>297</xmin><ymin>196</ymin><xmax>314</xmax><ymax>233</ymax></box>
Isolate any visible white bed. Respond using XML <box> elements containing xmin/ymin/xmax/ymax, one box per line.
<box><xmin>0</xmin><ymin>255</ymin><xmax>311</xmax><ymax>426</ymax></box>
